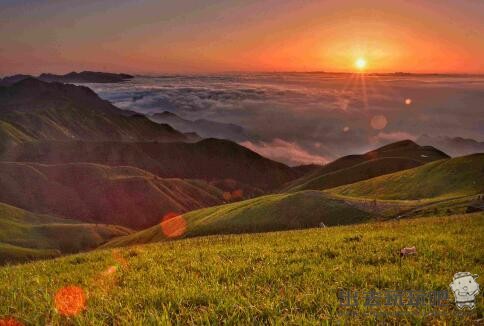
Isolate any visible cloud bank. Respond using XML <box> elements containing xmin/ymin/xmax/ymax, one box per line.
<box><xmin>89</xmin><ymin>73</ymin><xmax>484</xmax><ymax>165</ymax></box>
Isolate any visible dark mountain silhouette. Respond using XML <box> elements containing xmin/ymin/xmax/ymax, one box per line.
<box><xmin>149</xmin><ymin>111</ymin><xmax>250</xmax><ymax>142</ymax></box>
<box><xmin>282</xmin><ymin>140</ymin><xmax>449</xmax><ymax>192</ymax></box>
<box><xmin>1</xmin><ymin>139</ymin><xmax>299</xmax><ymax>191</ymax></box>
<box><xmin>0</xmin><ymin>74</ymin><xmax>32</xmax><ymax>86</ymax></box>
<box><xmin>39</xmin><ymin>71</ymin><xmax>133</xmax><ymax>83</ymax></box>
<box><xmin>0</xmin><ymin>78</ymin><xmax>186</xmax><ymax>151</ymax></box>
<box><xmin>0</xmin><ymin>71</ymin><xmax>133</xmax><ymax>86</ymax></box>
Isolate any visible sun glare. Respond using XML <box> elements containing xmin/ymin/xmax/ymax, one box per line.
<box><xmin>355</xmin><ymin>58</ymin><xmax>367</xmax><ymax>71</ymax></box>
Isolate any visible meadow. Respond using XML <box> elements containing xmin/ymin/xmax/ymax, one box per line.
<box><xmin>0</xmin><ymin>212</ymin><xmax>482</xmax><ymax>325</ymax></box>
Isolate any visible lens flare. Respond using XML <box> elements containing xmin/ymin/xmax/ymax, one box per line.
<box><xmin>370</xmin><ymin>115</ymin><xmax>388</xmax><ymax>130</ymax></box>
<box><xmin>112</xmin><ymin>250</ymin><xmax>128</xmax><ymax>268</ymax></box>
<box><xmin>103</xmin><ymin>265</ymin><xmax>117</xmax><ymax>275</ymax></box>
<box><xmin>54</xmin><ymin>286</ymin><xmax>86</xmax><ymax>317</ymax></box>
<box><xmin>222</xmin><ymin>192</ymin><xmax>232</xmax><ymax>201</ymax></box>
<box><xmin>0</xmin><ymin>318</ymin><xmax>24</xmax><ymax>326</ymax></box>
<box><xmin>405</xmin><ymin>98</ymin><xmax>412</xmax><ymax>105</ymax></box>
<box><xmin>161</xmin><ymin>213</ymin><xmax>187</xmax><ymax>238</ymax></box>
<box><xmin>231</xmin><ymin>189</ymin><xmax>244</xmax><ymax>199</ymax></box>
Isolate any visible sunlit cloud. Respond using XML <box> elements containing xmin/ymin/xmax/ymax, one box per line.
<box><xmin>240</xmin><ymin>139</ymin><xmax>329</xmax><ymax>166</ymax></box>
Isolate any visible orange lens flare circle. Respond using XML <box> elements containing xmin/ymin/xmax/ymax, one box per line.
<box><xmin>370</xmin><ymin>115</ymin><xmax>388</xmax><ymax>130</ymax></box>
<box><xmin>0</xmin><ymin>318</ymin><xmax>24</xmax><ymax>326</ymax></box>
<box><xmin>222</xmin><ymin>192</ymin><xmax>232</xmax><ymax>201</ymax></box>
<box><xmin>231</xmin><ymin>189</ymin><xmax>244</xmax><ymax>199</ymax></box>
<box><xmin>160</xmin><ymin>213</ymin><xmax>187</xmax><ymax>238</ymax></box>
<box><xmin>54</xmin><ymin>286</ymin><xmax>87</xmax><ymax>317</ymax></box>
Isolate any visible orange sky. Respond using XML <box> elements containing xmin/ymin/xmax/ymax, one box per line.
<box><xmin>0</xmin><ymin>0</ymin><xmax>483</xmax><ymax>75</ymax></box>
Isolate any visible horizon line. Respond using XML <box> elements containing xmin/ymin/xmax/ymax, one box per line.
<box><xmin>2</xmin><ymin>70</ymin><xmax>484</xmax><ymax>79</ymax></box>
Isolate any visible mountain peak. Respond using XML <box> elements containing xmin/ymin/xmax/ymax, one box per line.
<box><xmin>375</xmin><ymin>139</ymin><xmax>419</xmax><ymax>152</ymax></box>
<box><xmin>0</xmin><ymin>78</ymin><xmax>187</xmax><ymax>144</ymax></box>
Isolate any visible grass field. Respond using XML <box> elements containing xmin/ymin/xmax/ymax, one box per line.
<box><xmin>0</xmin><ymin>213</ymin><xmax>482</xmax><ymax>324</ymax></box>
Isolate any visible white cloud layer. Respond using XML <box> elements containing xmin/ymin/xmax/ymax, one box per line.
<box><xmin>240</xmin><ymin>139</ymin><xmax>329</xmax><ymax>166</ymax></box>
<box><xmin>88</xmin><ymin>74</ymin><xmax>484</xmax><ymax>164</ymax></box>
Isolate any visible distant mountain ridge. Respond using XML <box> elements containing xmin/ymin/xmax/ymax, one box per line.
<box><xmin>149</xmin><ymin>111</ymin><xmax>250</xmax><ymax>142</ymax></box>
<box><xmin>417</xmin><ymin>134</ymin><xmax>484</xmax><ymax>158</ymax></box>
<box><xmin>0</xmin><ymin>71</ymin><xmax>133</xmax><ymax>85</ymax></box>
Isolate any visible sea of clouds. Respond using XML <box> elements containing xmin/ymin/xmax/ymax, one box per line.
<box><xmin>88</xmin><ymin>73</ymin><xmax>484</xmax><ymax>166</ymax></box>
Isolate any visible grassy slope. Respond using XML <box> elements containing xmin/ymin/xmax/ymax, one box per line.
<box><xmin>283</xmin><ymin>140</ymin><xmax>448</xmax><ymax>192</ymax></box>
<box><xmin>0</xmin><ymin>78</ymin><xmax>186</xmax><ymax>148</ymax></box>
<box><xmin>2</xmin><ymin>139</ymin><xmax>298</xmax><ymax>191</ymax></box>
<box><xmin>0</xmin><ymin>203</ymin><xmax>131</xmax><ymax>264</ymax></box>
<box><xmin>104</xmin><ymin>191</ymin><xmax>371</xmax><ymax>248</ymax></box>
<box><xmin>0</xmin><ymin>162</ymin><xmax>224</xmax><ymax>229</ymax></box>
<box><xmin>329</xmin><ymin>154</ymin><xmax>484</xmax><ymax>200</ymax></box>
<box><xmin>0</xmin><ymin>213</ymin><xmax>482</xmax><ymax>324</ymax></box>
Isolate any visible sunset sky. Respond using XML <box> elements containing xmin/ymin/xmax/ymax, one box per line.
<box><xmin>1</xmin><ymin>0</ymin><xmax>483</xmax><ymax>75</ymax></box>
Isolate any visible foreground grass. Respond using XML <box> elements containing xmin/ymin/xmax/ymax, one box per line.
<box><xmin>0</xmin><ymin>213</ymin><xmax>483</xmax><ymax>325</ymax></box>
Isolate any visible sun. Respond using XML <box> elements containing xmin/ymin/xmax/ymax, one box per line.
<box><xmin>355</xmin><ymin>57</ymin><xmax>367</xmax><ymax>71</ymax></box>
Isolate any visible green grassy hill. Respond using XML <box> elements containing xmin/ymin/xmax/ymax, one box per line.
<box><xmin>329</xmin><ymin>154</ymin><xmax>484</xmax><ymax>200</ymax></box>
<box><xmin>0</xmin><ymin>203</ymin><xmax>130</xmax><ymax>264</ymax></box>
<box><xmin>0</xmin><ymin>213</ymin><xmax>481</xmax><ymax>324</ymax></box>
<box><xmin>0</xmin><ymin>162</ymin><xmax>225</xmax><ymax>229</ymax></box>
<box><xmin>104</xmin><ymin>191</ymin><xmax>371</xmax><ymax>248</ymax></box>
<box><xmin>283</xmin><ymin>140</ymin><xmax>448</xmax><ymax>192</ymax></box>
<box><xmin>0</xmin><ymin>78</ymin><xmax>186</xmax><ymax>152</ymax></box>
